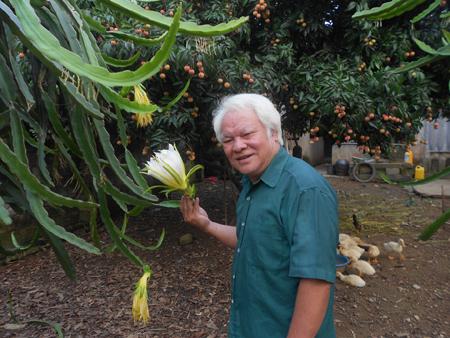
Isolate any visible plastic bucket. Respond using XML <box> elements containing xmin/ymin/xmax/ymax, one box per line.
<box><xmin>415</xmin><ymin>165</ymin><xmax>425</xmax><ymax>180</ymax></box>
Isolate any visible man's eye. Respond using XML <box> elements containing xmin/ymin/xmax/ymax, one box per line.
<box><xmin>223</xmin><ymin>139</ymin><xmax>232</xmax><ymax>144</ymax></box>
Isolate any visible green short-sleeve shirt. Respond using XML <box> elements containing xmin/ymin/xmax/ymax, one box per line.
<box><xmin>228</xmin><ymin>147</ymin><xmax>338</xmax><ymax>338</ymax></box>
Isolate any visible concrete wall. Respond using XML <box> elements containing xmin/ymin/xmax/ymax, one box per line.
<box><xmin>330</xmin><ymin>142</ymin><xmax>427</xmax><ymax>166</ymax></box>
<box><xmin>284</xmin><ymin>133</ymin><xmax>325</xmax><ymax>165</ymax></box>
<box><xmin>284</xmin><ymin>118</ymin><xmax>450</xmax><ymax>172</ymax></box>
<box><xmin>418</xmin><ymin>118</ymin><xmax>450</xmax><ymax>174</ymax></box>
<box><xmin>331</xmin><ymin>143</ymin><xmax>363</xmax><ymax>164</ymax></box>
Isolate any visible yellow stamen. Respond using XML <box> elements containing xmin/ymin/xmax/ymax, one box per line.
<box><xmin>132</xmin><ymin>266</ymin><xmax>152</xmax><ymax>324</ymax></box>
<box><xmin>134</xmin><ymin>85</ymin><xmax>153</xmax><ymax>128</ymax></box>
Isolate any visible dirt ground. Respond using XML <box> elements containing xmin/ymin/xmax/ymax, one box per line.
<box><xmin>0</xmin><ymin>177</ymin><xmax>449</xmax><ymax>338</ymax></box>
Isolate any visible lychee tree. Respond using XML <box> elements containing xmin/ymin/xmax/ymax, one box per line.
<box><xmin>353</xmin><ymin>0</ymin><xmax>450</xmax><ymax>241</ymax></box>
<box><xmin>93</xmin><ymin>0</ymin><xmax>448</xmax><ymax>163</ymax></box>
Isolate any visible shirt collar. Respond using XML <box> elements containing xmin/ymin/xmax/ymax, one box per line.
<box><xmin>242</xmin><ymin>147</ymin><xmax>289</xmax><ymax>188</ymax></box>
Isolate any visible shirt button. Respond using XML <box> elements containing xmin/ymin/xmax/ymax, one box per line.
<box><xmin>241</xmin><ymin>222</ymin><xmax>245</xmax><ymax>226</ymax></box>
<box><xmin>231</xmin><ymin>299</ymin><xmax>234</xmax><ymax>304</ymax></box>
<box><xmin>246</xmin><ymin>196</ymin><xmax>251</xmax><ymax>201</ymax></box>
<box><xmin>237</xmin><ymin>248</ymin><xmax>240</xmax><ymax>253</ymax></box>
<box><xmin>232</xmin><ymin>274</ymin><xmax>236</xmax><ymax>279</ymax></box>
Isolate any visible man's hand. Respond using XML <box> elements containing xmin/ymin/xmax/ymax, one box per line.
<box><xmin>180</xmin><ymin>196</ymin><xmax>211</xmax><ymax>231</ymax></box>
<box><xmin>179</xmin><ymin>196</ymin><xmax>238</xmax><ymax>248</ymax></box>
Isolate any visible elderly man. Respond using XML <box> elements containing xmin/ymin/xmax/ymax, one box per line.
<box><xmin>180</xmin><ymin>94</ymin><xmax>338</xmax><ymax>338</ymax></box>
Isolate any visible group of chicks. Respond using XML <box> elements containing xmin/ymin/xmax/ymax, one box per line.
<box><xmin>336</xmin><ymin>233</ymin><xmax>406</xmax><ymax>287</ymax></box>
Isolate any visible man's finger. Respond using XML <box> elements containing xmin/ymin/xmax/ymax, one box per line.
<box><xmin>194</xmin><ymin>197</ymin><xmax>200</xmax><ymax>210</ymax></box>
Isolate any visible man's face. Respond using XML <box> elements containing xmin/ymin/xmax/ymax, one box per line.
<box><xmin>221</xmin><ymin>108</ymin><xmax>280</xmax><ymax>182</ymax></box>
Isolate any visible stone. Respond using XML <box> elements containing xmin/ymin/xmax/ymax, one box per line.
<box><xmin>3</xmin><ymin>323</ymin><xmax>26</xmax><ymax>330</ymax></box>
<box><xmin>179</xmin><ymin>233</ymin><xmax>193</xmax><ymax>245</ymax></box>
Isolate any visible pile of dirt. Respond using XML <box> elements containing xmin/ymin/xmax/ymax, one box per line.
<box><xmin>0</xmin><ymin>177</ymin><xmax>449</xmax><ymax>337</ymax></box>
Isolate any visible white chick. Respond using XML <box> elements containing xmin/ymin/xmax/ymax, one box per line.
<box><xmin>336</xmin><ymin>271</ymin><xmax>366</xmax><ymax>287</ymax></box>
<box><xmin>384</xmin><ymin>238</ymin><xmax>405</xmax><ymax>261</ymax></box>
<box><xmin>349</xmin><ymin>259</ymin><xmax>376</xmax><ymax>276</ymax></box>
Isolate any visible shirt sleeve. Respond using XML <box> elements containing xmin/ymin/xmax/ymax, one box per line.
<box><xmin>283</xmin><ymin>186</ymin><xmax>338</xmax><ymax>283</ymax></box>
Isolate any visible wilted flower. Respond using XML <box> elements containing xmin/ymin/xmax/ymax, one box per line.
<box><xmin>143</xmin><ymin>144</ymin><xmax>203</xmax><ymax>198</ymax></box>
<box><xmin>133</xmin><ymin>85</ymin><xmax>153</xmax><ymax>128</ymax></box>
<box><xmin>186</xmin><ymin>150</ymin><xmax>196</xmax><ymax>161</ymax></box>
<box><xmin>132</xmin><ymin>265</ymin><xmax>152</xmax><ymax>324</ymax></box>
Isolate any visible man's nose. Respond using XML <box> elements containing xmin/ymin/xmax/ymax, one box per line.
<box><xmin>233</xmin><ymin>137</ymin><xmax>246</xmax><ymax>151</ymax></box>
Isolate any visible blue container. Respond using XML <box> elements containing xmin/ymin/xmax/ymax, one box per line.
<box><xmin>336</xmin><ymin>254</ymin><xmax>350</xmax><ymax>268</ymax></box>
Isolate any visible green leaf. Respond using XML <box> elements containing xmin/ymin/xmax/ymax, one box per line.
<box><xmin>155</xmin><ymin>200</ymin><xmax>180</xmax><ymax>208</ymax></box>
<box><xmin>186</xmin><ymin>164</ymin><xmax>204</xmax><ymax>180</ymax></box>
<box><xmin>352</xmin><ymin>0</ymin><xmax>404</xmax><ymax>19</ymax></box>
<box><xmin>4</xmin><ymin>26</ymin><xmax>35</xmax><ymax>106</ymax></box>
<box><xmin>9</xmin><ymin>109</ymin><xmax>28</xmax><ymax>164</ymax></box>
<box><xmin>69</xmin><ymin>107</ymin><xmax>101</xmax><ymax>180</ymax></box>
<box><xmin>0</xmin><ymin>195</ymin><xmax>13</xmax><ymax>225</ymax></box>
<box><xmin>102</xmin><ymin>180</ymin><xmax>153</xmax><ymax>206</ymax></box>
<box><xmin>89</xmin><ymin>205</ymin><xmax>100</xmax><ymax>247</ymax></box>
<box><xmin>9</xmin><ymin>0</ymin><xmax>181</xmax><ymax>87</ymax></box>
<box><xmin>419</xmin><ymin>208</ymin><xmax>450</xmax><ymax>240</ymax></box>
<box><xmin>108</xmin><ymin>30</ymin><xmax>167</xmax><ymax>46</ymax></box>
<box><xmin>97</xmin><ymin>187</ymin><xmax>143</xmax><ymax>267</ymax></box>
<box><xmin>0</xmin><ymin>53</ymin><xmax>17</xmax><ymax>105</ymax></box>
<box><xmin>122</xmin><ymin>228</ymin><xmax>165</xmax><ymax>251</ymax></box>
<box><xmin>11</xmin><ymin>227</ymin><xmax>40</xmax><ymax>250</ymax></box>
<box><xmin>93</xmin><ymin>118</ymin><xmax>157</xmax><ymax>201</ymax></box>
<box><xmin>114</xmin><ymin>105</ymin><xmax>129</xmax><ymax>145</ymax></box>
<box><xmin>49</xmin><ymin>0</ymin><xmax>85</xmax><ymax>57</ymax></box>
<box><xmin>413</xmin><ymin>38</ymin><xmax>450</xmax><ymax>56</ymax></box>
<box><xmin>43</xmin><ymin>92</ymin><xmax>82</xmax><ymax>157</ymax></box>
<box><xmin>160</xmin><ymin>79</ymin><xmax>190</xmax><ymax>112</ymax></box>
<box><xmin>100</xmin><ymin>0</ymin><xmax>248</xmax><ymax>37</ymax></box>
<box><xmin>443</xmin><ymin>30</ymin><xmax>450</xmax><ymax>44</ymax></box>
<box><xmin>98</xmin><ymin>85</ymin><xmax>160</xmax><ymax>114</ymax></box>
<box><xmin>102</xmin><ymin>51</ymin><xmax>141</xmax><ymax>68</ymax></box>
<box><xmin>352</xmin><ymin>0</ymin><xmax>427</xmax><ymax>20</ymax></box>
<box><xmin>36</xmin><ymin>121</ymin><xmax>55</xmax><ymax>188</ymax></box>
<box><xmin>52</xmin><ymin>135</ymin><xmax>92</xmax><ymax>200</ymax></box>
<box><xmin>0</xmin><ymin>1</ymin><xmax>61</xmax><ymax>74</ymax></box>
<box><xmin>413</xmin><ymin>37</ymin><xmax>438</xmax><ymax>54</ymax></box>
<box><xmin>41</xmin><ymin>226</ymin><xmax>76</xmax><ymax>279</ymax></box>
<box><xmin>60</xmin><ymin>81</ymin><xmax>104</xmax><ymax>119</ymax></box>
<box><xmin>128</xmin><ymin>205</ymin><xmax>145</xmax><ymax>217</ymax></box>
<box><xmin>115</xmin><ymin>108</ymin><xmax>150</xmax><ymax>189</ymax></box>
<box><xmin>82</xmin><ymin>12</ymin><xmax>106</xmax><ymax>33</ymax></box>
<box><xmin>411</xmin><ymin>0</ymin><xmax>440</xmax><ymax>23</ymax></box>
<box><xmin>391</xmin><ymin>54</ymin><xmax>444</xmax><ymax>73</ymax></box>
<box><xmin>0</xmin><ymin>176</ymin><xmax>28</xmax><ymax>212</ymax></box>
<box><xmin>0</xmin><ymin>138</ymin><xmax>97</xmax><ymax>210</ymax></box>
<box><xmin>26</xmin><ymin>190</ymin><xmax>100</xmax><ymax>254</ymax></box>
<box><xmin>126</xmin><ymin>150</ymin><xmax>150</xmax><ymax>189</ymax></box>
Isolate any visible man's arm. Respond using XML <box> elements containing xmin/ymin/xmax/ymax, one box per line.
<box><xmin>180</xmin><ymin>196</ymin><xmax>237</xmax><ymax>248</ymax></box>
<box><xmin>287</xmin><ymin>279</ymin><xmax>331</xmax><ymax>338</ymax></box>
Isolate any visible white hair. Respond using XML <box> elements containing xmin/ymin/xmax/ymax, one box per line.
<box><xmin>212</xmin><ymin>94</ymin><xmax>284</xmax><ymax>145</ymax></box>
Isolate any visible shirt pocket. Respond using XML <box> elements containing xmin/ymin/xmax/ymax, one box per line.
<box><xmin>245</xmin><ymin>221</ymin><xmax>289</xmax><ymax>270</ymax></box>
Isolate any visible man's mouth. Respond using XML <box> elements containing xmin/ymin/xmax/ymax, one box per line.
<box><xmin>236</xmin><ymin>154</ymin><xmax>252</xmax><ymax>162</ymax></box>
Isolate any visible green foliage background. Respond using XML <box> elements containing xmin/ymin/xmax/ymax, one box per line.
<box><xmin>0</xmin><ymin>0</ymin><xmax>448</xmax><ymax>274</ymax></box>
<box><xmin>83</xmin><ymin>0</ymin><xmax>449</xmax><ymax>166</ymax></box>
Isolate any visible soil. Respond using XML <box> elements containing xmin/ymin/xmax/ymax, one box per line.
<box><xmin>0</xmin><ymin>177</ymin><xmax>449</xmax><ymax>338</ymax></box>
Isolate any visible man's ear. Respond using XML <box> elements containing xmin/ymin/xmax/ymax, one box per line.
<box><xmin>271</xmin><ymin>129</ymin><xmax>279</xmax><ymax>142</ymax></box>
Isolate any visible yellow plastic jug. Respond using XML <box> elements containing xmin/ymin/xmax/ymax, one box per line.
<box><xmin>404</xmin><ymin>148</ymin><xmax>414</xmax><ymax>164</ymax></box>
<box><xmin>415</xmin><ymin>165</ymin><xmax>425</xmax><ymax>180</ymax></box>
